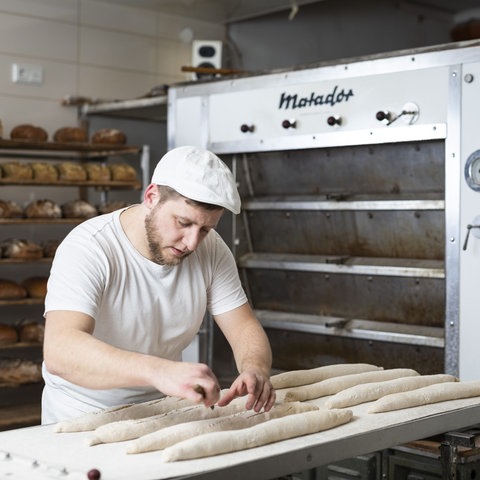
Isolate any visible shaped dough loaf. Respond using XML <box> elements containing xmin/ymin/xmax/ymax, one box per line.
<box><xmin>368</xmin><ymin>380</ymin><xmax>480</xmax><ymax>413</ymax></box>
<box><xmin>271</xmin><ymin>363</ymin><xmax>383</xmax><ymax>389</ymax></box>
<box><xmin>324</xmin><ymin>374</ymin><xmax>457</xmax><ymax>409</ymax></box>
<box><xmin>162</xmin><ymin>408</ymin><xmax>353</xmax><ymax>462</ymax></box>
<box><xmin>284</xmin><ymin>368</ymin><xmax>419</xmax><ymax>402</ymax></box>
<box><xmin>127</xmin><ymin>401</ymin><xmax>318</xmax><ymax>454</ymax></box>
<box><xmin>54</xmin><ymin>396</ymin><xmax>194</xmax><ymax>433</ymax></box>
<box><xmin>88</xmin><ymin>398</ymin><xmax>248</xmax><ymax>446</ymax></box>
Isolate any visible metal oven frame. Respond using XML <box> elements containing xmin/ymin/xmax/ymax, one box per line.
<box><xmin>168</xmin><ymin>40</ymin><xmax>480</xmax><ymax>380</ymax></box>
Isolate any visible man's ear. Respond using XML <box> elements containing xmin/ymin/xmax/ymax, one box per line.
<box><xmin>143</xmin><ymin>183</ymin><xmax>160</xmax><ymax>209</ymax></box>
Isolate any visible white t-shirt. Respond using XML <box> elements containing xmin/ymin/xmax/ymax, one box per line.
<box><xmin>41</xmin><ymin>208</ymin><xmax>247</xmax><ymax>424</ymax></box>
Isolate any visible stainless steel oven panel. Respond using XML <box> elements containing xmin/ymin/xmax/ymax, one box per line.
<box><xmin>167</xmin><ymin>42</ymin><xmax>480</xmax><ymax>379</ymax></box>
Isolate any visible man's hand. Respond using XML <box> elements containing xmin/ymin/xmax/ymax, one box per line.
<box><xmin>151</xmin><ymin>360</ymin><xmax>221</xmax><ymax>409</ymax></box>
<box><xmin>217</xmin><ymin>369</ymin><xmax>276</xmax><ymax>412</ymax></box>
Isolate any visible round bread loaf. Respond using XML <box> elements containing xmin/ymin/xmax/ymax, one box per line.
<box><xmin>0</xmin><ymin>200</ymin><xmax>23</xmax><ymax>218</ymax></box>
<box><xmin>42</xmin><ymin>239</ymin><xmax>60</xmax><ymax>258</ymax></box>
<box><xmin>109</xmin><ymin>163</ymin><xmax>137</xmax><ymax>181</ymax></box>
<box><xmin>1</xmin><ymin>238</ymin><xmax>43</xmax><ymax>260</ymax></box>
<box><xmin>62</xmin><ymin>200</ymin><xmax>97</xmax><ymax>219</ymax></box>
<box><xmin>91</xmin><ymin>128</ymin><xmax>127</xmax><ymax>145</ymax></box>
<box><xmin>53</xmin><ymin>127</ymin><xmax>88</xmax><ymax>143</ymax></box>
<box><xmin>97</xmin><ymin>200</ymin><xmax>128</xmax><ymax>215</ymax></box>
<box><xmin>24</xmin><ymin>199</ymin><xmax>62</xmax><ymax>218</ymax></box>
<box><xmin>57</xmin><ymin>162</ymin><xmax>87</xmax><ymax>181</ymax></box>
<box><xmin>30</xmin><ymin>162</ymin><xmax>58</xmax><ymax>182</ymax></box>
<box><xmin>1</xmin><ymin>162</ymin><xmax>33</xmax><ymax>181</ymax></box>
<box><xmin>84</xmin><ymin>163</ymin><xmax>111</xmax><ymax>181</ymax></box>
<box><xmin>0</xmin><ymin>323</ymin><xmax>18</xmax><ymax>345</ymax></box>
<box><xmin>21</xmin><ymin>276</ymin><xmax>48</xmax><ymax>298</ymax></box>
<box><xmin>19</xmin><ymin>321</ymin><xmax>45</xmax><ymax>343</ymax></box>
<box><xmin>0</xmin><ymin>358</ymin><xmax>42</xmax><ymax>384</ymax></box>
<box><xmin>10</xmin><ymin>124</ymin><xmax>48</xmax><ymax>142</ymax></box>
<box><xmin>0</xmin><ymin>279</ymin><xmax>28</xmax><ymax>300</ymax></box>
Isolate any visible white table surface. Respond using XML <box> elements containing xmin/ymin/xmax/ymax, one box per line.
<box><xmin>2</xmin><ymin>395</ymin><xmax>480</xmax><ymax>480</ymax></box>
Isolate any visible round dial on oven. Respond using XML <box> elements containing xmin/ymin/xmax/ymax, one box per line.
<box><xmin>465</xmin><ymin>149</ymin><xmax>480</xmax><ymax>191</ymax></box>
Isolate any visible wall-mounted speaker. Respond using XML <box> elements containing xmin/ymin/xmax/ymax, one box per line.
<box><xmin>191</xmin><ymin>40</ymin><xmax>222</xmax><ymax>79</ymax></box>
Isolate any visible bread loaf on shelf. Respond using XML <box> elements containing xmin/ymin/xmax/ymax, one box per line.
<box><xmin>57</xmin><ymin>162</ymin><xmax>87</xmax><ymax>181</ymax></box>
<box><xmin>21</xmin><ymin>276</ymin><xmax>48</xmax><ymax>298</ymax></box>
<box><xmin>42</xmin><ymin>239</ymin><xmax>60</xmax><ymax>258</ymax></box>
<box><xmin>0</xmin><ymin>323</ymin><xmax>18</xmax><ymax>345</ymax></box>
<box><xmin>24</xmin><ymin>199</ymin><xmax>62</xmax><ymax>218</ymax></box>
<box><xmin>53</xmin><ymin>127</ymin><xmax>88</xmax><ymax>143</ymax></box>
<box><xmin>91</xmin><ymin>128</ymin><xmax>127</xmax><ymax>145</ymax></box>
<box><xmin>1</xmin><ymin>162</ymin><xmax>33</xmax><ymax>181</ymax></box>
<box><xmin>10</xmin><ymin>124</ymin><xmax>48</xmax><ymax>142</ymax></box>
<box><xmin>19</xmin><ymin>321</ymin><xmax>45</xmax><ymax>344</ymax></box>
<box><xmin>98</xmin><ymin>200</ymin><xmax>128</xmax><ymax>215</ymax></box>
<box><xmin>0</xmin><ymin>200</ymin><xmax>23</xmax><ymax>218</ymax></box>
<box><xmin>84</xmin><ymin>163</ymin><xmax>111</xmax><ymax>181</ymax></box>
<box><xmin>30</xmin><ymin>162</ymin><xmax>59</xmax><ymax>182</ymax></box>
<box><xmin>62</xmin><ymin>200</ymin><xmax>97</xmax><ymax>219</ymax></box>
<box><xmin>1</xmin><ymin>238</ymin><xmax>43</xmax><ymax>260</ymax></box>
<box><xmin>0</xmin><ymin>279</ymin><xmax>28</xmax><ymax>300</ymax></box>
<box><xmin>0</xmin><ymin>358</ymin><xmax>43</xmax><ymax>384</ymax></box>
<box><xmin>109</xmin><ymin>163</ymin><xmax>137</xmax><ymax>181</ymax></box>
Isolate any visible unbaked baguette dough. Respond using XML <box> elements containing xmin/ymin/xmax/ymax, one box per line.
<box><xmin>368</xmin><ymin>380</ymin><xmax>480</xmax><ymax>413</ymax></box>
<box><xmin>88</xmin><ymin>399</ymin><xmax>247</xmax><ymax>446</ymax></box>
<box><xmin>284</xmin><ymin>368</ymin><xmax>419</xmax><ymax>402</ymax></box>
<box><xmin>324</xmin><ymin>374</ymin><xmax>457</xmax><ymax>409</ymax></box>
<box><xmin>127</xmin><ymin>401</ymin><xmax>318</xmax><ymax>454</ymax></box>
<box><xmin>162</xmin><ymin>408</ymin><xmax>353</xmax><ymax>462</ymax></box>
<box><xmin>54</xmin><ymin>396</ymin><xmax>195</xmax><ymax>433</ymax></box>
<box><xmin>271</xmin><ymin>363</ymin><xmax>383</xmax><ymax>389</ymax></box>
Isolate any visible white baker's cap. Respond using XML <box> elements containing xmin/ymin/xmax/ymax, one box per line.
<box><xmin>151</xmin><ymin>146</ymin><xmax>241</xmax><ymax>214</ymax></box>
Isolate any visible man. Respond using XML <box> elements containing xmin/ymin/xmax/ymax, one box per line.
<box><xmin>41</xmin><ymin>145</ymin><xmax>275</xmax><ymax>424</ymax></box>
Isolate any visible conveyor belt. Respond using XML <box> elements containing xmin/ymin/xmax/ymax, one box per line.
<box><xmin>2</xmin><ymin>396</ymin><xmax>480</xmax><ymax>480</ymax></box>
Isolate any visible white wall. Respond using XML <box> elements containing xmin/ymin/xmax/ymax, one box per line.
<box><xmin>0</xmin><ymin>0</ymin><xmax>225</xmax><ymax>138</ymax></box>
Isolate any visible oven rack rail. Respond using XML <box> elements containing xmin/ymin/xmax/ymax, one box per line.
<box><xmin>238</xmin><ymin>253</ymin><xmax>444</xmax><ymax>279</ymax></box>
<box><xmin>254</xmin><ymin>309</ymin><xmax>444</xmax><ymax>348</ymax></box>
<box><xmin>242</xmin><ymin>196</ymin><xmax>444</xmax><ymax>211</ymax></box>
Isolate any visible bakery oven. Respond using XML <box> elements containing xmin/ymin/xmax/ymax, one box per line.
<box><xmin>167</xmin><ymin>40</ymin><xmax>480</xmax><ymax>381</ymax></box>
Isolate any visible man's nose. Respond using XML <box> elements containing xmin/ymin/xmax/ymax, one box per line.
<box><xmin>183</xmin><ymin>229</ymin><xmax>201</xmax><ymax>251</ymax></box>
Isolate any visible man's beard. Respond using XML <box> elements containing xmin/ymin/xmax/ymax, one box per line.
<box><xmin>145</xmin><ymin>208</ymin><xmax>189</xmax><ymax>266</ymax></box>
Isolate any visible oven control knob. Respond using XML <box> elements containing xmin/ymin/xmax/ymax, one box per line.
<box><xmin>240</xmin><ymin>124</ymin><xmax>255</xmax><ymax>133</ymax></box>
<box><xmin>376</xmin><ymin>110</ymin><xmax>391</xmax><ymax>122</ymax></box>
<box><xmin>327</xmin><ymin>115</ymin><xmax>342</xmax><ymax>126</ymax></box>
<box><xmin>282</xmin><ymin>119</ymin><xmax>297</xmax><ymax>129</ymax></box>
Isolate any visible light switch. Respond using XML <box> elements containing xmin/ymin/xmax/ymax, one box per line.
<box><xmin>12</xmin><ymin>63</ymin><xmax>44</xmax><ymax>85</ymax></box>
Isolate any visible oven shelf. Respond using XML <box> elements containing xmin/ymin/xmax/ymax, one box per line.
<box><xmin>243</xmin><ymin>195</ymin><xmax>444</xmax><ymax>211</ymax></box>
<box><xmin>255</xmin><ymin>309</ymin><xmax>444</xmax><ymax>348</ymax></box>
<box><xmin>238</xmin><ymin>253</ymin><xmax>445</xmax><ymax>279</ymax></box>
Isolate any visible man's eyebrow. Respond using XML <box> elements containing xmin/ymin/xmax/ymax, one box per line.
<box><xmin>176</xmin><ymin>215</ymin><xmax>217</xmax><ymax>229</ymax></box>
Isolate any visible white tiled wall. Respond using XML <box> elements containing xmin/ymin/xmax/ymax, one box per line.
<box><xmin>0</xmin><ymin>0</ymin><xmax>225</xmax><ymax>137</ymax></box>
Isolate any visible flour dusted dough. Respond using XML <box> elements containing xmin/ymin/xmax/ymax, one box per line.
<box><xmin>88</xmin><ymin>399</ymin><xmax>248</xmax><ymax>445</ymax></box>
<box><xmin>54</xmin><ymin>396</ymin><xmax>194</xmax><ymax>433</ymax></box>
<box><xmin>368</xmin><ymin>380</ymin><xmax>480</xmax><ymax>413</ymax></box>
<box><xmin>271</xmin><ymin>363</ymin><xmax>383</xmax><ymax>389</ymax></box>
<box><xmin>324</xmin><ymin>374</ymin><xmax>457</xmax><ymax>409</ymax></box>
<box><xmin>284</xmin><ymin>368</ymin><xmax>419</xmax><ymax>402</ymax></box>
<box><xmin>127</xmin><ymin>402</ymin><xmax>318</xmax><ymax>454</ymax></box>
<box><xmin>162</xmin><ymin>408</ymin><xmax>353</xmax><ymax>462</ymax></box>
